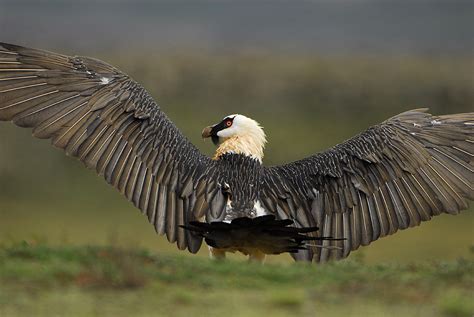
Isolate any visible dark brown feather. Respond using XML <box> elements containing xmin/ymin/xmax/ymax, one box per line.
<box><xmin>0</xmin><ymin>42</ymin><xmax>219</xmax><ymax>253</ymax></box>
<box><xmin>263</xmin><ymin>109</ymin><xmax>473</xmax><ymax>262</ymax></box>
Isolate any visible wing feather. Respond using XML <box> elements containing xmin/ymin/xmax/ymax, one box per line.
<box><xmin>0</xmin><ymin>42</ymin><xmax>218</xmax><ymax>253</ymax></box>
<box><xmin>262</xmin><ymin>109</ymin><xmax>473</xmax><ymax>262</ymax></box>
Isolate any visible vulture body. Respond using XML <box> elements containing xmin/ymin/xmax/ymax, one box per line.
<box><xmin>0</xmin><ymin>42</ymin><xmax>472</xmax><ymax>263</ymax></box>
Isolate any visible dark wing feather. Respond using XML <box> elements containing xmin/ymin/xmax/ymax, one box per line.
<box><xmin>0</xmin><ymin>42</ymin><xmax>219</xmax><ymax>253</ymax></box>
<box><xmin>262</xmin><ymin>109</ymin><xmax>473</xmax><ymax>262</ymax></box>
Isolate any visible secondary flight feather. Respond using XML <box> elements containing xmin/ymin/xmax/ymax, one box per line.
<box><xmin>0</xmin><ymin>43</ymin><xmax>472</xmax><ymax>263</ymax></box>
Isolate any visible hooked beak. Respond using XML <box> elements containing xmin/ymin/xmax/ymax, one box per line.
<box><xmin>201</xmin><ymin>126</ymin><xmax>213</xmax><ymax>139</ymax></box>
<box><xmin>202</xmin><ymin>125</ymin><xmax>220</xmax><ymax>145</ymax></box>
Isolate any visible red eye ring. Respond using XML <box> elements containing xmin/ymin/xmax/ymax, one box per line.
<box><xmin>226</xmin><ymin>120</ymin><xmax>232</xmax><ymax>127</ymax></box>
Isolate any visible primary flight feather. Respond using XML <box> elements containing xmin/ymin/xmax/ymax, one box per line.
<box><xmin>0</xmin><ymin>43</ymin><xmax>472</xmax><ymax>263</ymax></box>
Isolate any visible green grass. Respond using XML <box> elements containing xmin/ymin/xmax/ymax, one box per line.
<box><xmin>0</xmin><ymin>243</ymin><xmax>473</xmax><ymax>317</ymax></box>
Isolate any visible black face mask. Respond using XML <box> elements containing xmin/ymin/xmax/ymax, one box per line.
<box><xmin>211</xmin><ymin>135</ymin><xmax>220</xmax><ymax>145</ymax></box>
<box><xmin>209</xmin><ymin>117</ymin><xmax>235</xmax><ymax>145</ymax></box>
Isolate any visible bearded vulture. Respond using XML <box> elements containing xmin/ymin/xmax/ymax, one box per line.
<box><xmin>0</xmin><ymin>42</ymin><xmax>472</xmax><ymax>263</ymax></box>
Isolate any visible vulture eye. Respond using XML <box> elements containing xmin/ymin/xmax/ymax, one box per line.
<box><xmin>225</xmin><ymin>120</ymin><xmax>233</xmax><ymax>127</ymax></box>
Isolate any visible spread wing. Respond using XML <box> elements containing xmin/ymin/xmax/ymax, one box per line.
<box><xmin>0</xmin><ymin>42</ymin><xmax>219</xmax><ymax>253</ymax></box>
<box><xmin>261</xmin><ymin>109</ymin><xmax>473</xmax><ymax>262</ymax></box>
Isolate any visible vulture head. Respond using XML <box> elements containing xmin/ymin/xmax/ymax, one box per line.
<box><xmin>202</xmin><ymin>114</ymin><xmax>267</xmax><ymax>161</ymax></box>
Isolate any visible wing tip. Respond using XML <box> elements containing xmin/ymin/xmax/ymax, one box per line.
<box><xmin>0</xmin><ymin>42</ymin><xmax>25</xmax><ymax>53</ymax></box>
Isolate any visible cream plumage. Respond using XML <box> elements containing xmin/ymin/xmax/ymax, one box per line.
<box><xmin>0</xmin><ymin>42</ymin><xmax>472</xmax><ymax>263</ymax></box>
<box><xmin>207</xmin><ymin>115</ymin><xmax>266</xmax><ymax>161</ymax></box>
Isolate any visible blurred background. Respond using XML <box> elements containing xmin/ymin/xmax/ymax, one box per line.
<box><xmin>0</xmin><ymin>0</ymin><xmax>473</xmax><ymax>264</ymax></box>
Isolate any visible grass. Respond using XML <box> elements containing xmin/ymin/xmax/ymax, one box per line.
<box><xmin>0</xmin><ymin>242</ymin><xmax>473</xmax><ymax>317</ymax></box>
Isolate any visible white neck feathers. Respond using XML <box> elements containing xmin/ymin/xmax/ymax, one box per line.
<box><xmin>213</xmin><ymin>115</ymin><xmax>266</xmax><ymax>162</ymax></box>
